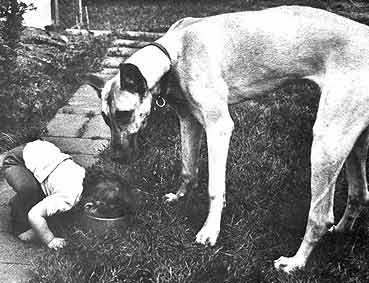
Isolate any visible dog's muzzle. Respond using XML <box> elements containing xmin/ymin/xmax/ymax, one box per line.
<box><xmin>111</xmin><ymin>133</ymin><xmax>138</xmax><ymax>164</ymax></box>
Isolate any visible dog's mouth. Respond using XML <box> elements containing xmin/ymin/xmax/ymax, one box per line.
<box><xmin>111</xmin><ymin>133</ymin><xmax>139</xmax><ymax>164</ymax></box>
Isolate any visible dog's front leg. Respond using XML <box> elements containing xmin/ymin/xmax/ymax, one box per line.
<box><xmin>165</xmin><ymin>107</ymin><xmax>204</xmax><ymax>202</ymax></box>
<box><xmin>195</xmin><ymin>108</ymin><xmax>234</xmax><ymax>246</ymax></box>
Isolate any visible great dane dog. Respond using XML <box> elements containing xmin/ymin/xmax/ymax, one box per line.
<box><xmin>86</xmin><ymin>6</ymin><xmax>369</xmax><ymax>272</ymax></box>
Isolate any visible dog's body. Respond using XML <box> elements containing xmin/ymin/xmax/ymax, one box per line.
<box><xmin>86</xmin><ymin>6</ymin><xmax>369</xmax><ymax>273</ymax></box>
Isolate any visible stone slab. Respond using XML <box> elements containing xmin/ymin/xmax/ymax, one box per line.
<box><xmin>0</xmin><ymin>263</ymin><xmax>34</xmax><ymax>283</ymax></box>
<box><xmin>100</xmin><ymin>68</ymin><xmax>118</xmax><ymax>75</ymax></box>
<box><xmin>82</xmin><ymin>115</ymin><xmax>110</xmax><ymax>139</ymax></box>
<box><xmin>0</xmin><ymin>206</ymin><xmax>11</xmax><ymax>233</ymax></box>
<box><xmin>0</xmin><ymin>182</ymin><xmax>43</xmax><ymax>283</ymax></box>
<box><xmin>69</xmin><ymin>93</ymin><xmax>100</xmax><ymax>106</ymax></box>
<box><xmin>0</xmin><ymin>180</ymin><xmax>13</xmax><ymax>233</ymax></box>
<box><xmin>58</xmin><ymin>104</ymin><xmax>101</xmax><ymax>115</ymax></box>
<box><xmin>65</xmin><ymin>28</ymin><xmax>112</xmax><ymax>36</ymax></box>
<box><xmin>69</xmin><ymin>85</ymin><xmax>100</xmax><ymax>103</ymax></box>
<box><xmin>102</xmin><ymin>57</ymin><xmax>125</xmax><ymax>68</ymax></box>
<box><xmin>87</xmin><ymin>72</ymin><xmax>115</xmax><ymax>82</ymax></box>
<box><xmin>116</xmin><ymin>30</ymin><xmax>163</xmax><ymax>41</ymax></box>
<box><xmin>67</xmin><ymin>99</ymin><xmax>100</xmax><ymax>111</ymax></box>
<box><xmin>46</xmin><ymin>114</ymin><xmax>88</xmax><ymax>138</ymax></box>
<box><xmin>0</xmin><ymin>232</ymin><xmax>44</xmax><ymax>264</ymax></box>
<box><xmin>73</xmin><ymin>84</ymin><xmax>99</xmax><ymax>98</ymax></box>
<box><xmin>0</xmin><ymin>180</ymin><xmax>15</xmax><ymax>206</ymax></box>
<box><xmin>58</xmin><ymin>85</ymin><xmax>101</xmax><ymax>115</ymax></box>
<box><xmin>107</xmin><ymin>47</ymin><xmax>137</xmax><ymax>57</ymax></box>
<box><xmin>44</xmin><ymin>137</ymin><xmax>109</xmax><ymax>155</ymax></box>
<box><xmin>112</xmin><ymin>39</ymin><xmax>150</xmax><ymax>48</ymax></box>
<box><xmin>71</xmin><ymin>154</ymin><xmax>100</xmax><ymax>168</ymax></box>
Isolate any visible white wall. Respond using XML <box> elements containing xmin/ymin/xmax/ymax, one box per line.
<box><xmin>22</xmin><ymin>0</ymin><xmax>52</xmax><ymax>29</ymax></box>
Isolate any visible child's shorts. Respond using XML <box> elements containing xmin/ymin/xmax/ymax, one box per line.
<box><xmin>4</xmin><ymin>163</ymin><xmax>45</xmax><ymax>235</ymax></box>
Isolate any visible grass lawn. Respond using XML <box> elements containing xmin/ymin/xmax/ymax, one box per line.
<box><xmin>31</xmin><ymin>1</ymin><xmax>369</xmax><ymax>282</ymax></box>
<box><xmin>82</xmin><ymin>0</ymin><xmax>369</xmax><ymax>32</ymax></box>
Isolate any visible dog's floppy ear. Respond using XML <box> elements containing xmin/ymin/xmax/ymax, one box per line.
<box><xmin>119</xmin><ymin>63</ymin><xmax>148</xmax><ymax>98</ymax></box>
<box><xmin>83</xmin><ymin>74</ymin><xmax>106</xmax><ymax>99</ymax></box>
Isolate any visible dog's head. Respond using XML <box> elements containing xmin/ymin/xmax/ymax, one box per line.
<box><xmin>85</xmin><ymin>63</ymin><xmax>152</xmax><ymax>163</ymax></box>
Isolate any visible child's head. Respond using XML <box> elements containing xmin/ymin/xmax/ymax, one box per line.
<box><xmin>94</xmin><ymin>180</ymin><xmax>133</xmax><ymax>206</ymax></box>
<box><xmin>85</xmin><ymin>175</ymin><xmax>138</xmax><ymax>218</ymax></box>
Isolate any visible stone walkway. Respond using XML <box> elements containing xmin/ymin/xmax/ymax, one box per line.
<box><xmin>0</xmin><ymin>30</ymin><xmax>162</xmax><ymax>283</ymax></box>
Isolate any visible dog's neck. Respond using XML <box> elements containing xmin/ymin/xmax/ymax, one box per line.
<box><xmin>125</xmin><ymin>45</ymin><xmax>171</xmax><ymax>90</ymax></box>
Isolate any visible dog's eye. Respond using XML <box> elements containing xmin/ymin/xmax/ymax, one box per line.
<box><xmin>116</xmin><ymin>110</ymin><xmax>133</xmax><ymax>124</ymax></box>
<box><xmin>101</xmin><ymin>112</ymin><xmax>111</xmax><ymax>127</ymax></box>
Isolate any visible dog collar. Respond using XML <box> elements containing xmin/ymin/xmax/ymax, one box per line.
<box><xmin>144</xmin><ymin>42</ymin><xmax>172</xmax><ymax>108</ymax></box>
<box><xmin>146</xmin><ymin>42</ymin><xmax>172</xmax><ymax>67</ymax></box>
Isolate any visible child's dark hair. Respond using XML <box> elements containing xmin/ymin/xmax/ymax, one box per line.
<box><xmin>82</xmin><ymin>169</ymin><xmax>137</xmax><ymax>215</ymax></box>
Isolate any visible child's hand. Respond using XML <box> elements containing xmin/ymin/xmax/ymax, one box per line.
<box><xmin>47</xmin><ymin>237</ymin><xmax>66</xmax><ymax>250</ymax></box>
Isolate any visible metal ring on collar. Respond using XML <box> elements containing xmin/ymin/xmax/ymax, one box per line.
<box><xmin>155</xmin><ymin>96</ymin><xmax>166</xmax><ymax>108</ymax></box>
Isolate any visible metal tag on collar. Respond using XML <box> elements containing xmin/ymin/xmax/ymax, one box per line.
<box><xmin>155</xmin><ymin>96</ymin><xmax>166</xmax><ymax>108</ymax></box>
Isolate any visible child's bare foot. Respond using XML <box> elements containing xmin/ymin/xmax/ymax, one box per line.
<box><xmin>18</xmin><ymin>229</ymin><xmax>37</xmax><ymax>242</ymax></box>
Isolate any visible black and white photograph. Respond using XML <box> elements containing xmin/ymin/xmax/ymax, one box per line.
<box><xmin>1</xmin><ymin>0</ymin><xmax>369</xmax><ymax>282</ymax></box>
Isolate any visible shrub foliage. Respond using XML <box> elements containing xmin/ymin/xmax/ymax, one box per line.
<box><xmin>0</xmin><ymin>0</ymin><xmax>30</xmax><ymax>80</ymax></box>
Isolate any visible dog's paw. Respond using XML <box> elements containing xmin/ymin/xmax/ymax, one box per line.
<box><xmin>328</xmin><ymin>225</ymin><xmax>336</xmax><ymax>233</ymax></box>
<box><xmin>274</xmin><ymin>256</ymin><xmax>305</xmax><ymax>273</ymax></box>
<box><xmin>164</xmin><ymin>193</ymin><xmax>179</xmax><ymax>203</ymax></box>
<box><xmin>195</xmin><ymin>226</ymin><xmax>219</xmax><ymax>246</ymax></box>
<box><xmin>164</xmin><ymin>191</ymin><xmax>186</xmax><ymax>203</ymax></box>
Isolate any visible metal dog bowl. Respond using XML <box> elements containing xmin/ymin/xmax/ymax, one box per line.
<box><xmin>82</xmin><ymin>203</ymin><xmax>129</xmax><ymax>235</ymax></box>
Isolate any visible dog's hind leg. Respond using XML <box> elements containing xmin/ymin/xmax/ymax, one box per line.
<box><xmin>165</xmin><ymin>105</ymin><xmax>204</xmax><ymax>202</ymax></box>
<box><xmin>275</xmin><ymin>77</ymin><xmax>369</xmax><ymax>273</ymax></box>
<box><xmin>333</xmin><ymin>128</ymin><xmax>369</xmax><ymax>232</ymax></box>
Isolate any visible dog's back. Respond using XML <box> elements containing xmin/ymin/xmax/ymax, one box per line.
<box><xmin>160</xmin><ymin>6</ymin><xmax>369</xmax><ymax>102</ymax></box>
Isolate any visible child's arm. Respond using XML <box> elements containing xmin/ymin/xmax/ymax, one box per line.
<box><xmin>27</xmin><ymin>196</ymin><xmax>69</xmax><ymax>250</ymax></box>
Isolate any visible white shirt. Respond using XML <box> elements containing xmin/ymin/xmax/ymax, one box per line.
<box><xmin>23</xmin><ymin>140</ymin><xmax>85</xmax><ymax>216</ymax></box>
<box><xmin>23</xmin><ymin>140</ymin><xmax>71</xmax><ymax>184</ymax></box>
